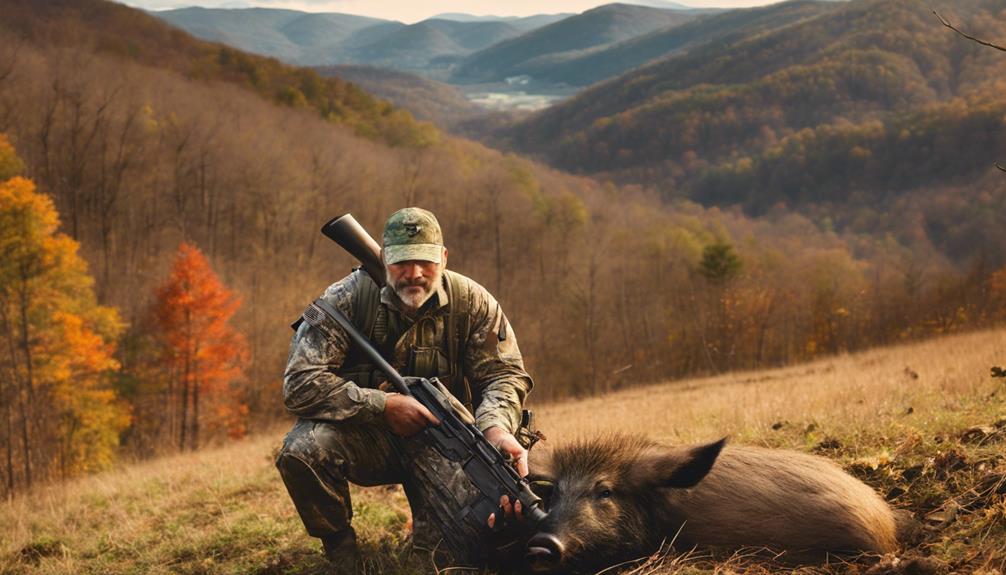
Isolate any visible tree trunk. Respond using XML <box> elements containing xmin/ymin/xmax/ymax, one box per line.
<box><xmin>4</xmin><ymin>389</ymin><xmax>13</xmax><ymax>497</ymax></box>
<box><xmin>179</xmin><ymin>378</ymin><xmax>189</xmax><ymax>452</ymax></box>
<box><xmin>191</xmin><ymin>341</ymin><xmax>200</xmax><ymax>451</ymax></box>
<box><xmin>587</xmin><ymin>253</ymin><xmax>598</xmax><ymax>394</ymax></box>
<box><xmin>16</xmin><ymin>283</ymin><xmax>33</xmax><ymax>488</ymax></box>
<box><xmin>1</xmin><ymin>306</ymin><xmax>20</xmax><ymax>495</ymax></box>
<box><xmin>166</xmin><ymin>361</ymin><xmax>175</xmax><ymax>450</ymax></box>
<box><xmin>191</xmin><ymin>373</ymin><xmax>199</xmax><ymax>451</ymax></box>
<box><xmin>179</xmin><ymin>353</ymin><xmax>190</xmax><ymax>452</ymax></box>
<box><xmin>179</xmin><ymin>306</ymin><xmax>193</xmax><ymax>451</ymax></box>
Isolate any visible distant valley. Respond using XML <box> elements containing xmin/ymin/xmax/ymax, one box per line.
<box><xmin>153</xmin><ymin>2</ymin><xmax>719</xmax><ymax>112</ymax></box>
<box><xmin>152</xmin><ymin>0</ymin><xmax>1006</xmax><ymax>268</ymax></box>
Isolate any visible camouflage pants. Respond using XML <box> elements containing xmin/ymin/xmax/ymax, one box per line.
<box><xmin>275</xmin><ymin>418</ymin><xmax>489</xmax><ymax>565</ymax></box>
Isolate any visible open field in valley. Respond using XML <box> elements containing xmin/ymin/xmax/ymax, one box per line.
<box><xmin>2</xmin><ymin>328</ymin><xmax>1006</xmax><ymax>574</ymax></box>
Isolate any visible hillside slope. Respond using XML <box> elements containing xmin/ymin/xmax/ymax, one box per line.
<box><xmin>317</xmin><ymin>64</ymin><xmax>487</xmax><ymax>129</ymax></box>
<box><xmin>3</xmin><ymin>327</ymin><xmax>1005</xmax><ymax>573</ymax></box>
<box><xmin>450</xmin><ymin>3</ymin><xmax>698</xmax><ymax>84</ymax></box>
<box><xmin>501</xmin><ymin>0</ymin><xmax>1006</xmax><ymax>263</ymax></box>
<box><xmin>0</xmin><ymin>0</ymin><xmax>435</xmax><ymax>147</ymax></box>
<box><xmin>7</xmin><ymin>0</ymin><xmax>974</xmax><ymax>443</ymax></box>
<box><xmin>517</xmin><ymin>0</ymin><xmax>839</xmax><ymax>87</ymax></box>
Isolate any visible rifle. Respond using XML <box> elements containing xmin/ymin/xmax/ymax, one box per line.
<box><xmin>322</xmin><ymin>214</ymin><xmax>387</xmax><ymax>288</ymax></box>
<box><xmin>315</xmin><ymin>213</ymin><xmax>547</xmax><ymax>530</ymax></box>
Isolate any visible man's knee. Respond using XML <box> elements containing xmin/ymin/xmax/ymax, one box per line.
<box><xmin>276</xmin><ymin>420</ymin><xmax>344</xmax><ymax>478</ymax></box>
<box><xmin>276</xmin><ymin>419</ymin><xmax>403</xmax><ymax>487</ymax></box>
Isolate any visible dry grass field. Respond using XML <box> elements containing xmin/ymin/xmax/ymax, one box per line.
<box><xmin>2</xmin><ymin>328</ymin><xmax>1006</xmax><ymax>574</ymax></box>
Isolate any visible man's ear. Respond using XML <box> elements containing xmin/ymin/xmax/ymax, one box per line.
<box><xmin>634</xmin><ymin>438</ymin><xmax>726</xmax><ymax>489</ymax></box>
<box><xmin>441</xmin><ymin>246</ymin><xmax>448</xmax><ymax>268</ymax></box>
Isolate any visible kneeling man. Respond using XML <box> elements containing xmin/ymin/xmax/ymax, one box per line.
<box><xmin>276</xmin><ymin>207</ymin><xmax>533</xmax><ymax>569</ymax></box>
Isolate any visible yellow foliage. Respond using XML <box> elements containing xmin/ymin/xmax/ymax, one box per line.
<box><xmin>0</xmin><ymin>172</ymin><xmax>127</xmax><ymax>477</ymax></box>
<box><xmin>849</xmin><ymin>145</ymin><xmax>871</xmax><ymax>159</ymax></box>
<box><xmin>141</xmin><ymin>104</ymin><xmax>159</xmax><ymax>133</ymax></box>
<box><xmin>734</xmin><ymin>156</ymin><xmax>754</xmax><ymax>172</ymax></box>
<box><xmin>0</xmin><ymin>134</ymin><xmax>25</xmax><ymax>181</ymax></box>
<box><xmin>592</xmin><ymin>117</ymin><xmax>612</xmax><ymax>130</ymax></box>
<box><xmin>44</xmin><ymin>312</ymin><xmax>128</xmax><ymax>474</ymax></box>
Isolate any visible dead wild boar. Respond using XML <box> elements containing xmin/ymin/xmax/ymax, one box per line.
<box><xmin>524</xmin><ymin>435</ymin><xmax>905</xmax><ymax>573</ymax></box>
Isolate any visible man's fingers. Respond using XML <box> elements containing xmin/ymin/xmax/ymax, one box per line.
<box><xmin>516</xmin><ymin>451</ymin><xmax>529</xmax><ymax>478</ymax></box>
<box><xmin>515</xmin><ymin>499</ymin><xmax>523</xmax><ymax>520</ymax></box>
<box><xmin>500</xmin><ymin>495</ymin><xmax>513</xmax><ymax>518</ymax></box>
<box><xmin>420</xmin><ymin>404</ymin><xmax>440</xmax><ymax>426</ymax></box>
<box><xmin>487</xmin><ymin>512</ymin><xmax>496</xmax><ymax>529</ymax></box>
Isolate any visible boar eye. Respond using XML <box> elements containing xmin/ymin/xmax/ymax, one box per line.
<box><xmin>595</xmin><ymin>483</ymin><xmax>613</xmax><ymax>499</ymax></box>
<box><xmin>530</xmin><ymin>480</ymin><xmax>555</xmax><ymax>506</ymax></box>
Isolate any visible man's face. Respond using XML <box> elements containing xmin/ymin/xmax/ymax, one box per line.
<box><xmin>385</xmin><ymin>248</ymin><xmax>447</xmax><ymax>311</ymax></box>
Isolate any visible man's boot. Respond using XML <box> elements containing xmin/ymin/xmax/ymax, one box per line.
<box><xmin>321</xmin><ymin>527</ymin><xmax>359</xmax><ymax>575</ymax></box>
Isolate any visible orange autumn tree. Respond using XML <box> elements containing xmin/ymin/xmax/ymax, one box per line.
<box><xmin>0</xmin><ymin>135</ymin><xmax>128</xmax><ymax>494</ymax></box>
<box><xmin>154</xmin><ymin>242</ymin><xmax>248</xmax><ymax>450</ymax></box>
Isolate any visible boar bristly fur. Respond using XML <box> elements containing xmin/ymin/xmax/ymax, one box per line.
<box><xmin>526</xmin><ymin>434</ymin><xmax>900</xmax><ymax>573</ymax></box>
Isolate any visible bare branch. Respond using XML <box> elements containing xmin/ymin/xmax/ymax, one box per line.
<box><xmin>934</xmin><ymin>12</ymin><xmax>1006</xmax><ymax>173</ymax></box>
<box><xmin>934</xmin><ymin>10</ymin><xmax>1006</xmax><ymax>52</ymax></box>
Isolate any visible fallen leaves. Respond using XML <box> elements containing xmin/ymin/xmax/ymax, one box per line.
<box><xmin>865</xmin><ymin>553</ymin><xmax>946</xmax><ymax>575</ymax></box>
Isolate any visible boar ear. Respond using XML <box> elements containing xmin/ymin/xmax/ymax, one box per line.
<box><xmin>638</xmin><ymin>438</ymin><xmax>726</xmax><ymax>489</ymax></box>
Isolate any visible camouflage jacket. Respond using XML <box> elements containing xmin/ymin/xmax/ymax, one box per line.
<box><xmin>283</xmin><ymin>269</ymin><xmax>533</xmax><ymax>434</ymax></box>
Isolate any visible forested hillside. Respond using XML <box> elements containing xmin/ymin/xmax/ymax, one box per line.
<box><xmin>155</xmin><ymin>7</ymin><xmax>567</xmax><ymax>74</ymax></box>
<box><xmin>316</xmin><ymin>65</ymin><xmax>486</xmax><ymax>129</ymax></box>
<box><xmin>449</xmin><ymin>3</ymin><xmax>697</xmax><ymax>83</ymax></box>
<box><xmin>511</xmin><ymin>0</ymin><xmax>838</xmax><ymax>87</ymax></box>
<box><xmin>2</xmin><ymin>0</ymin><xmax>1006</xmax><ymax>498</ymax></box>
<box><xmin>1</xmin><ymin>0</ymin><xmax>435</xmax><ymax>147</ymax></box>
<box><xmin>503</xmin><ymin>0</ymin><xmax>1006</xmax><ymax>263</ymax></box>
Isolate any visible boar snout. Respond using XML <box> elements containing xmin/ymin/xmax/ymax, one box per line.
<box><xmin>526</xmin><ymin>532</ymin><xmax>565</xmax><ymax>572</ymax></box>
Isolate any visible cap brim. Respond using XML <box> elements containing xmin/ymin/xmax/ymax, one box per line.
<box><xmin>384</xmin><ymin>243</ymin><xmax>442</xmax><ymax>264</ymax></box>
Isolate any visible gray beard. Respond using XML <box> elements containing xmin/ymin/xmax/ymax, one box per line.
<box><xmin>388</xmin><ymin>267</ymin><xmax>442</xmax><ymax>311</ymax></box>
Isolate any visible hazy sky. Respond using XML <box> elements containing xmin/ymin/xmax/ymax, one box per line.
<box><xmin>118</xmin><ymin>0</ymin><xmax>786</xmax><ymax>24</ymax></box>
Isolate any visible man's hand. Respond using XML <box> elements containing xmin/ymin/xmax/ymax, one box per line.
<box><xmin>383</xmin><ymin>393</ymin><xmax>439</xmax><ymax>437</ymax></box>
<box><xmin>487</xmin><ymin>494</ymin><xmax>523</xmax><ymax>530</ymax></box>
<box><xmin>484</xmin><ymin>426</ymin><xmax>528</xmax><ymax>477</ymax></box>
<box><xmin>484</xmin><ymin>427</ymin><xmax>529</xmax><ymax>530</ymax></box>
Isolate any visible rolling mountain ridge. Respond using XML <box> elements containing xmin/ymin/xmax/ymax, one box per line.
<box><xmin>449</xmin><ymin>3</ymin><xmax>700</xmax><ymax>84</ymax></box>
<box><xmin>155</xmin><ymin>7</ymin><xmax>392</xmax><ymax>65</ymax></box>
<box><xmin>154</xmin><ymin>6</ymin><xmax>568</xmax><ymax>71</ymax></box>
<box><xmin>512</xmin><ymin>0</ymin><xmax>839</xmax><ymax>87</ymax></box>
<box><xmin>485</xmin><ymin>0</ymin><xmax>1006</xmax><ymax>263</ymax></box>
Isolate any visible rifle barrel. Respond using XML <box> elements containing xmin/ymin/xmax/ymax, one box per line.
<box><xmin>321</xmin><ymin>214</ymin><xmax>386</xmax><ymax>287</ymax></box>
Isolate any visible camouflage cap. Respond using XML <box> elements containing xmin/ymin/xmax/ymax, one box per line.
<box><xmin>382</xmin><ymin>207</ymin><xmax>444</xmax><ymax>264</ymax></box>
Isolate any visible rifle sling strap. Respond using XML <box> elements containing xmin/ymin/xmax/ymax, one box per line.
<box><xmin>445</xmin><ymin>270</ymin><xmax>473</xmax><ymax>412</ymax></box>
